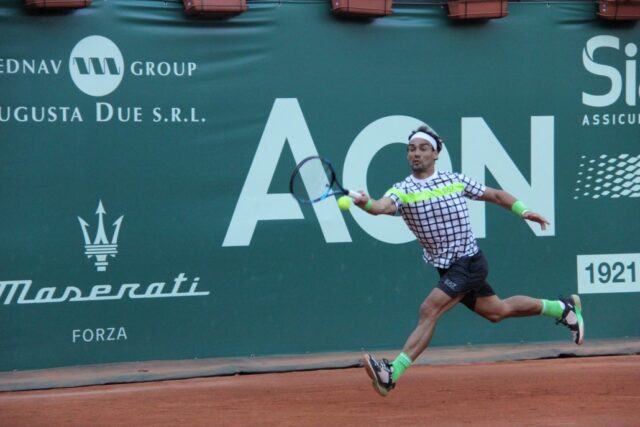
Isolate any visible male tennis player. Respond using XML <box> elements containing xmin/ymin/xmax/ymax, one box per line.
<box><xmin>354</xmin><ymin>126</ymin><xmax>584</xmax><ymax>397</ymax></box>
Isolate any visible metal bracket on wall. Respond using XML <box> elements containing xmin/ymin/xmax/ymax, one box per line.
<box><xmin>447</xmin><ymin>0</ymin><xmax>508</xmax><ymax>19</ymax></box>
<box><xmin>183</xmin><ymin>0</ymin><xmax>248</xmax><ymax>15</ymax></box>
<box><xmin>331</xmin><ymin>0</ymin><xmax>393</xmax><ymax>17</ymax></box>
<box><xmin>24</xmin><ymin>0</ymin><xmax>91</xmax><ymax>9</ymax></box>
<box><xmin>598</xmin><ymin>0</ymin><xmax>640</xmax><ymax>20</ymax></box>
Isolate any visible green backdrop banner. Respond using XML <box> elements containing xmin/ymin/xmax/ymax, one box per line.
<box><xmin>1</xmin><ymin>0</ymin><xmax>638</xmax><ymax>371</ymax></box>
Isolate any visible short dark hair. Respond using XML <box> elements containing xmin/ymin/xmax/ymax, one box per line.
<box><xmin>408</xmin><ymin>125</ymin><xmax>443</xmax><ymax>152</ymax></box>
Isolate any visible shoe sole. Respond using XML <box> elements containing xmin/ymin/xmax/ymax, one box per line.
<box><xmin>363</xmin><ymin>354</ymin><xmax>375</xmax><ymax>380</ymax></box>
<box><xmin>570</xmin><ymin>294</ymin><xmax>585</xmax><ymax>345</ymax></box>
<box><xmin>362</xmin><ymin>354</ymin><xmax>389</xmax><ymax>397</ymax></box>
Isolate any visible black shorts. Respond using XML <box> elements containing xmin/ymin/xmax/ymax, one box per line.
<box><xmin>436</xmin><ymin>250</ymin><xmax>495</xmax><ymax>311</ymax></box>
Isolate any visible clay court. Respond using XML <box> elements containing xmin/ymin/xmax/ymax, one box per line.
<box><xmin>1</xmin><ymin>353</ymin><xmax>639</xmax><ymax>426</ymax></box>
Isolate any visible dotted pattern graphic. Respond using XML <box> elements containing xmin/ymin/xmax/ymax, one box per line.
<box><xmin>575</xmin><ymin>154</ymin><xmax>640</xmax><ymax>199</ymax></box>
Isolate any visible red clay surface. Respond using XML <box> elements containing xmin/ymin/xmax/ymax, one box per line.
<box><xmin>1</xmin><ymin>355</ymin><xmax>639</xmax><ymax>426</ymax></box>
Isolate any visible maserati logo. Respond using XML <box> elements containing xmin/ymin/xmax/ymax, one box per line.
<box><xmin>78</xmin><ymin>200</ymin><xmax>124</xmax><ymax>272</ymax></box>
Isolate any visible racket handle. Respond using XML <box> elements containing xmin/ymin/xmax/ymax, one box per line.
<box><xmin>346</xmin><ymin>190</ymin><xmax>361</xmax><ymax>200</ymax></box>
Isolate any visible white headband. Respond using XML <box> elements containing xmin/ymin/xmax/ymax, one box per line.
<box><xmin>409</xmin><ymin>131</ymin><xmax>438</xmax><ymax>151</ymax></box>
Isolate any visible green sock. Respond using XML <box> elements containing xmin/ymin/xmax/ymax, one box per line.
<box><xmin>540</xmin><ymin>299</ymin><xmax>565</xmax><ymax>318</ymax></box>
<box><xmin>391</xmin><ymin>352</ymin><xmax>412</xmax><ymax>382</ymax></box>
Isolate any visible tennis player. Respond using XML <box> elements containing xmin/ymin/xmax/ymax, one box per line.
<box><xmin>355</xmin><ymin>126</ymin><xmax>584</xmax><ymax>397</ymax></box>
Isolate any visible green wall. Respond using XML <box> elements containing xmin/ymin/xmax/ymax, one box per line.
<box><xmin>1</xmin><ymin>0</ymin><xmax>638</xmax><ymax>371</ymax></box>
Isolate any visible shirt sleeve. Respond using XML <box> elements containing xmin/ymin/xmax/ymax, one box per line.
<box><xmin>457</xmin><ymin>173</ymin><xmax>486</xmax><ymax>200</ymax></box>
<box><xmin>383</xmin><ymin>183</ymin><xmax>405</xmax><ymax>214</ymax></box>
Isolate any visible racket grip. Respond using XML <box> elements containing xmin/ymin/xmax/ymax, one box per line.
<box><xmin>347</xmin><ymin>190</ymin><xmax>361</xmax><ymax>200</ymax></box>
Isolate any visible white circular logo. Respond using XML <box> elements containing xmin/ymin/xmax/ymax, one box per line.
<box><xmin>69</xmin><ymin>35</ymin><xmax>124</xmax><ymax>97</ymax></box>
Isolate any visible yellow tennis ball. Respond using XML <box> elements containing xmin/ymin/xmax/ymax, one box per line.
<box><xmin>337</xmin><ymin>196</ymin><xmax>352</xmax><ymax>210</ymax></box>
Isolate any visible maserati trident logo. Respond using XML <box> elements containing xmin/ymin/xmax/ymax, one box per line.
<box><xmin>78</xmin><ymin>200</ymin><xmax>124</xmax><ymax>272</ymax></box>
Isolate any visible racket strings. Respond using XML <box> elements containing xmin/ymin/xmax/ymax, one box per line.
<box><xmin>290</xmin><ymin>157</ymin><xmax>336</xmax><ymax>203</ymax></box>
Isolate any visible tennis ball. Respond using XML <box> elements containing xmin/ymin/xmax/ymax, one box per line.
<box><xmin>337</xmin><ymin>196</ymin><xmax>352</xmax><ymax>211</ymax></box>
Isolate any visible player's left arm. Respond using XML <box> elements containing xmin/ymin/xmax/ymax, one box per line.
<box><xmin>478</xmin><ymin>187</ymin><xmax>550</xmax><ymax>231</ymax></box>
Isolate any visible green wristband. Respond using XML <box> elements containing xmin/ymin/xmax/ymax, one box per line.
<box><xmin>511</xmin><ymin>200</ymin><xmax>530</xmax><ymax>217</ymax></box>
<box><xmin>364</xmin><ymin>200</ymin><xmax>373</xmax><ymax>211</ymax></box>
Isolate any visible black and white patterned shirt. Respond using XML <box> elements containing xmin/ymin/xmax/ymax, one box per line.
<box><xmin>385</xmin><ymin>171</ymin><xmax>486</xmax><ymax>269</ymax></box>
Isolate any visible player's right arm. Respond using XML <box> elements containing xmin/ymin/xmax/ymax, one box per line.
<box><xmin>354</xmin><ymin>193</ymin><xmax>397</xmax><ymax>215</ymax></box>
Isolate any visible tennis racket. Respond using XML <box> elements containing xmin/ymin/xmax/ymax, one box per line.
<box><xmin>289</xmin><ymin>155</ymin><xmax>360</xmax><ymax>204</ymax></box>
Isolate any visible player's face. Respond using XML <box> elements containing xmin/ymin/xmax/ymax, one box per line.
<box><xmin>407</xmin><ymin>139</ymin><xmax>438</xmax><ymax>175</ymax></box>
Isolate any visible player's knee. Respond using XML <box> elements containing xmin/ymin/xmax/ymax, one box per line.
<box><xmin>418</xmin><ymin>301</ymin><xmax>439</xmax><ymax>321</ymax></box>
<box><xmin>485</xmin><ymin>313</ymin><xmax>504</xmax><ymax>323</ymax></box>
<box><xmin>482</xmin><ymin>307</ymin><xmax>508</xmax><ymax>323</ymax></box>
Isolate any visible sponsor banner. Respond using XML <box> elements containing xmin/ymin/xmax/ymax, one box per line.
<box><xmin>577</xmin><ymin>254</ymin><xmax>640</xmax><ymax>294</ymax></box>
<box><xmin>0</xmin><ymin>1</ymin><xmax>638</xmax><ymax>371</ymax></box>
